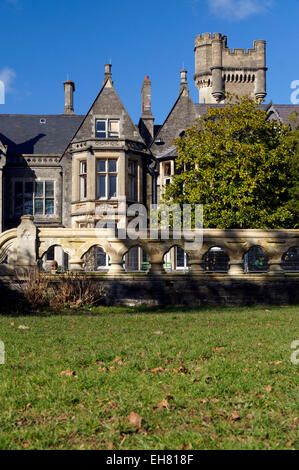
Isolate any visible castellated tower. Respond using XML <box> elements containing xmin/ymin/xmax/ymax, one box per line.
<box><xmin>194</xmin><ymin>33</ymin><xmax>267</xmax><ymax>103</ymax></box>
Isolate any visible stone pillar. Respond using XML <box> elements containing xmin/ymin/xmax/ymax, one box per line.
<box><xmin>108</xmin><ymin>260</ymin><xmax>125</xmax><ymax>274</ymax></box>
<box><xmin>211</xmin><ymin>35</ymin><xmax>224</xmax><ymax>102</ymax></box>
<box><xmin>269</xmin><ymin>258</ymin><xmax>284</xmax><ymax>275</ymax></box>
<box><xmin>188</xmin><ymin>259</ymin><xmax>205</xmax><ymax>274</ymax></box>
<box><xmin>68</xmin><ymin>258</ymin><xmax>84</xmax><ymax>272</ymax></box>
<box><xmin>16</xmin><ymin>215</ymin><xmax>37</xmax><ymax>267</ymax></box>
<box><xmin>150</xmin><ymin>261</ymin><xmax>165</xmax><ymax>275</ymax></box>
<box><xmin>254</xmin><ymin>40</ymin><xmax>267</xmax><ymax>101</ymax></box>
<box><xmin>229</xmin><ymin>260</ymin><xmax>244</xmax><ymax>275</ymax></box>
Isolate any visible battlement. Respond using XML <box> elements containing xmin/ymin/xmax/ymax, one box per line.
<box><xmin>194</xmin><ymin>33</ymin><xmax>267</xmax><ymax>104</ymax></box>
<box><xmin>195</xmin><ymin>32</ymin><xmax>227</xmax><ymax>47</ymax></box>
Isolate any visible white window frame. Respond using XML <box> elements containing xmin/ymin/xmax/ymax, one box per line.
<box><xmin>95</xmin><ymin>119</ymin><xmax>120</xmax><ymax>138</ymax></box>
<box><xmin>79</xmin><ymin>160</ymin><xmax>87</xmax><ymax>201</ymax></box>
<box><xmin>96</xmin><ymin>158</ymin><xmax>118</xmax><ymax>200</ymax></box>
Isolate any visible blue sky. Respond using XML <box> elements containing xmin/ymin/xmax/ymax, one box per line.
<box><xmin>0</xmin><ymin>0</ymin><xmax>298</xmax><ymax>124</ymax></box>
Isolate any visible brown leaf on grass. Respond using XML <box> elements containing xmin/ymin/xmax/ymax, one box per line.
<box><xmin>21</xmin><ymin>442</ymin><xmax>30</xmax><ymax>448</ymax></box>
<box><xmin>108</xmin><ymin>401</ymin><xmax>118</xmax><ymax>410</ymax></box>
<box><xmin>154</xmin><ymin>398</ymin><xmax>169</xmax><ymax>410</ymax></box>
<box><xmin>201</xmin><ymin>398</ymin><xmax>208</xmax><ymax>404</ymax></box>
<box><xmin>107</xmin><ymin>441</ymin><xmax>114</xmax><ymax>450</ymax></box>
<box><xmin>60</xmin><ymin>369</ymin><xmax>78</xmax><ymax>378</ymax></box>
<box><xmin>269</xmin><ymin>361</ymin><xmax>282</xmax><ymax>365</ymax></box>
<box><xmin>98</xmin><ymin>366</ymin><xmax>108</xmax><ymax>372</ymax></box>
<box><xmin>18</xmin><ymin>325</ymin><xmax>30</xmax><ymax>330</ymax></box>
<box><xmin>113</xmin><ymin>356</ymin><xmax>123</xmax><ymax>365</ymax></box>
<box><xmin>214</xmin><ymin>347</ymin><xmax>225</xmax><ymax>352</ymax></box>
<box><xmin>266</xmin><ymin>385</ymin><xmax>272</xmax><ymax>392</ymax></box>
<box><xmin>109</xmin><ymin>366</ymin><xmax>116</xmax><ymax>371</ymax></box>
<box><xmin>24</xmin><ymin>403</ymin><xmax>32</xmax><ymax>410</ymax></box>
<box><xmin>154</xmin><ymin>330</ymin><xmax>163</xmax><ymax>335</ymax></box>
<box><xmin>128</xmin><ymin>412</ymin><xmax>142</xmax><ymax>428</ymax></box>
<box><xmin>149</xmin><ymin>366</ymin><xmax>167</xmax><ymax>373</ymax></box>
<box><xmin>246</xmin><ymin>414</ymin><xmax>254</xmax><ymax>420</ymax></box>
<box><xmin>211</xmin><ymin>398</ymin><xmax>220</xmax><ymax>403</ymax></box>
<box><xmin>95</xmin><ymin>359</ymin><xmax>105</xmax><ymax>365</ymax></box>
<box><xmin>256</xmin><ymin>392</ymin><xmax>265</xmax><ymax>399</ymax></box>
<box><xmin>230</xmin><ymin>411</ymin><xmax>241</xmax><ymax>421</ymax></box>
<box><xmin>173</xmin><ymin>365</ymin><xmax>188</xmax><ymax>375</ymax></box>
<box><xmin>286</xmin><ymin>440</ymin><xmax>294</xmax><ymax>447</ymax></box>
<box><xmin>10</xmin><ymin>322</ymin><xmax>14</xmax><ymax>327</ymax></box>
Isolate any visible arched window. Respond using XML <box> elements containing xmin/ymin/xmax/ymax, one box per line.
<box><xmin>282</xmin><ymin>247</ymin><xmax>299</xmax><ymax>272</ymax></box>
<box><xmin>243</xmin><ymin>246</ymin><xmax>269</xmax><ymax>273</ymax></box>
<box><xmin>124</xmin><ymin>246</ymin><xmax>148</xmax><ymax>272</ymax></box>
<box><xmin>203</xmin><ymin>247</ymin><xmax>229</xmax><ymax>273</ymax></box>
<box><xmin>42</xmin><ymin>245</ymin><xmax>69</xmax><ymax>272</ymax></box>
<box><xmin>83</xmin><ymin>246</ymin><xmax>110</xmax><ymax>272</ymax></box>
<box><xmin>163</xmin><ymin>246</ymin><xmax>189</xmax><ymax>272</ymax></box>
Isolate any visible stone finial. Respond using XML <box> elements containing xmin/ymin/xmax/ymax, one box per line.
<box><xmin>63</xmin><ymin>80</ymin><xmax>75</xmax><ymax>115</ymax></box>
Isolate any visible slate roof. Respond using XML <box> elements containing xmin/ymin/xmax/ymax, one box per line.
<box><xmin>0</xmin><ymin>114</ymin><xmax>84</xmax><ymax>155</ymax></box>
<box><xmin>269</xmin><ymin>104</ymin><xmax>299</xmax><ymax>129</ymax></box>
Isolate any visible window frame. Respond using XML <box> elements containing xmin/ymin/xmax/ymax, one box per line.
<box><xmin>95</xmin><ymin>118</ymin><xmax>120</xmax><ymax>138</ymax></box>
<box><xmin>96</xmin><ymin>158</ymin><xmax>118</xmax><ymax>200</ymax></box>
<box><xmin>79</xmin><ymin>160</ymin><xmax>87</xmax><ymax>201</ymax></box>
<box><xmin>128</xmin><ymin>160</ymin><xmax>138</xmax><ymax>201</ymax></box>
<box><xmin>13</xmin><ymin>179</ymin><xmax>55</xmax><ymax>217</ymax></box>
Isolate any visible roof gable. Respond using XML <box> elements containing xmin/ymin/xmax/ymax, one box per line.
<box><xmin>150</xmin><ymin>88</ymin><xmax>198</xmax><ymax>156</ymax></box>
<box><xmin>72</xmin><ymin>78</ymin><xmax>144</xmax><ymax>143</ymax></box>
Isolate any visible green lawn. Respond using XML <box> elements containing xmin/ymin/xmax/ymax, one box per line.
<box><xmin>0</xmin><ymin>305</ymin><xmax>298</xmax><ymax>450</ymax></box>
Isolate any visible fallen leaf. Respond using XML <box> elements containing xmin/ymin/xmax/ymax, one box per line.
<box><xmin>211</xmin><ymin>398</ymin><xmax>220</xmax><ymax>403</ymax></box>
<box><xmin>214</xmin><ymin>347</ymin><xmax>225</xmax><ymax>352</ymax></box>
<box><xmin>154</xmin><ymin>331</ymin><xmax>163</xmax><ymax>335</ymax></box>
<box><xmin>10</xmin><ymin>322</ymin><xmax>14</xmax><ymax>327</ymax></box>
<box><xmin>22</xmin><ymin>442</ymin><xmax>30</xmax><ymax>448</ymax></box>
<box><xmin>287</xmin><ymin>440</ymin><xmax>294</xmax><ymax>447</ymax></box>
<box><xmin>98</xmin><ymin>366</ymin><xmax>108</xmax><ymax>372</ymax></box>
<box><xmin>246</xmin><ymin>414</ymin><xmax>254</xmax><ymax>420</ymax></box>
<box><xmin>149</xmin><ymin>367</ymin><xmax>167</xmax><ymax>373</ymax></box>
<box><xmin>174</xmin><ymin>365</ymin><xmax>188</xmax><ymax>375</ymax></box>
<box><xmin>269</xmin><ymin>361</ymin><xmax>282</xmax><ymax>365</ymax></box>
<box><xmin>109</xmin><ymin>366</ymin><xmax>116</xmax><ymax>371</ymax></box>
<box><xmin>18</xmin><ymin>325</ymin><xmax>30</xmax><ymax>330</ymax></box>
<box><xmin>60</xmin><ymin>369</ymin><xmax>78</xmax><ymax>377</ymax></box>
<box><xmin>107</xmin><ymin>441</ymin><xmax>114</xmax><ymax>450</ymax></box>
<box><xmin>230</xmin><ymin>411</ymin><xmax>241</xmax><ymax>421</ymax></box>
<box><xmin>154</xmin><ymin>398</ymin><xmax>168</xmax><ymax>410</ymax></box>
<box><xmin>266</xmin><ymin>385</ymin><xmax>272</xmax><ymax>392</ymax></box>
<box><xmin>128</xmin><ymin>412</ymin><xmax>142</xmax><ymax>428</ymax></box>
<box><xmin>108</xmin><ymin>401</ymin><xmax>118</xmax><ymax>409</ymax></box>
<box><xmin>113</xmin><ymin>356</ymin><xmax>123</xmax><ymax>365</ymax></box>
<box><xmin>201</xmin><ymin>398</ymin><xmax>208</xmax><ymax>404</ymax></box>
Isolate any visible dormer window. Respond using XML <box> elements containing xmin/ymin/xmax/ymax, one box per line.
<box><xmin>95</xmin><ymin>119</ymin><xmax>119</xmax><ymax>138</ymax></box>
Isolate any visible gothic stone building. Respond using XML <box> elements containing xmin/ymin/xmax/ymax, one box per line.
<box><xmin>0</xmin><ymin>33</ymin><xmax>298</xmax><ymax>272</ymax></box>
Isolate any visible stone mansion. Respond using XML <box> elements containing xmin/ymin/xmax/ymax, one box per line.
<box><xmin>0</xmin><ymin>32</ymin><xmax>298</xmax><ymax>274</ymax></box>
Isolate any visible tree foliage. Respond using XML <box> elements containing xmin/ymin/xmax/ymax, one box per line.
<box><xmin>163</xmin><ymin>96</ymin><xmax>298</xmax><ymax>228</ymax></box>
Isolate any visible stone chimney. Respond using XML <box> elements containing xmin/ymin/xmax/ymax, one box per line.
<box><xmin>103</xmin><ymin>64</ymin><xmax>113</xmax><ymax>86</ymax></box>
<box><xmin>180</xmin><ymin>69</ymin><xmax>188</xmax><ymax>93</ymax></box>
<box><xmin>63</xmin><ymin>80</ymin><xmax>75</xmax><ymax>115</ymax></box>
<box><xmin>139</xmin><ymin>76</ymin><xmax>154</xmax><ymax>145</ymax></box>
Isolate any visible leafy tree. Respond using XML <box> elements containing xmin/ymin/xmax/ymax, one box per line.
<box><xmin>285</xmin><ymin>114</ymin><xmax>299</xmax><ymax>227</ymax></box>
<box><xmin>163</xmin><ymin>95</ymin><xmax>297</xmax><ymax>229</ymax></box>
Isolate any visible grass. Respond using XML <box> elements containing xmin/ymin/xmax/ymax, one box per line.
<box><xmin>0</xmin><ymin>305</ymin><xmax>298</xmax><ymax>450</ymax></box>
